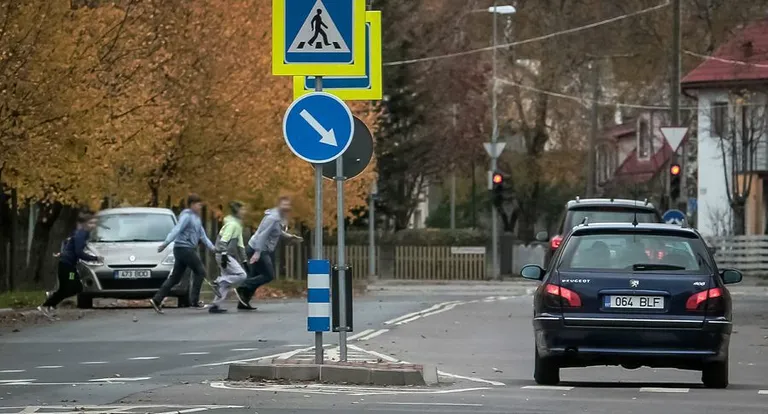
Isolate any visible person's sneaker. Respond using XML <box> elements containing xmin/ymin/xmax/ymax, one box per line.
<box><xmin>192</xmin><ymin>302</ymin><xmax>208</xmax><ymax>309</ymax></box>
<box><xmin>205</xmin><ymin>279</ymin><xmax>223</xmax><ymax>298</ymax></box>
<box><xmin>149</xmin><ymin>298</ymin><xmax>164</xmax><ymax>314</ymax></box>
<box><xmin>237</xmin><ymin>302</ymin><xmax>257</xmax><ymax>311</ymax></box>
<box><xmin>233</xmin><ymin>288</ymin><xmax>250</xmax><ymax>308</ymax></box>
<box><xmin>208</xmin><ymin>305</ymin><xmax>227</xmax><ymax>314</ymax></box>
<box><xmin>36</xmin><ymin>306</ymin><xmax>54</xmax><ymax>319</ymax></box>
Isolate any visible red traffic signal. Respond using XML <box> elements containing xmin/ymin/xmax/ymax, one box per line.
<box><xmin>492</xmin><ymin>173</ymin><xmax>503</xmax><ymax>185</ymax></box>
<box><xmin>670</xmin><ymin>163</ymin><xmax>681</xmax><ymax>176</ymax></box>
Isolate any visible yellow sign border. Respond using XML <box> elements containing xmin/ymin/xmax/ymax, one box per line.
<box><xmin>292</xmin><ymin>12</ymin><xmax>382</xmax><ymax>101</ymax></box>
<box><xmin>273</xmin><ymin>0</ymin><xmax>367</xmax><ymax>76</ymax></box>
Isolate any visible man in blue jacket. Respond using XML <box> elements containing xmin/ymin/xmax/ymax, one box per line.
<box><xmin>150</xmin><ymin>194</ymin><xmax>216</xmax><ymax>313</ymax></box>
<box><xmin>38</xmin><ymin>211</ymin><xmax>102</xmax><ymax>317</ymax></box>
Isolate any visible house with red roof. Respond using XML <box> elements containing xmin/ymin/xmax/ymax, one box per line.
<box><xmin>683</xmin><ymin>18</ymin><xmax>768</xmax><ymax>236</ymax></box>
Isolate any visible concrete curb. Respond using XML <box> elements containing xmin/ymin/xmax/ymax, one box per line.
<box><xmin>228</xmin><ymin>362</ymin><xmax>437</xmax><ymax>386</ymax></box>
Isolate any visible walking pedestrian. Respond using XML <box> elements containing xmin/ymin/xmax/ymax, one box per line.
<box><xmin>150</xmin><ymin>193</ymin><xmax>216</xmax><ymax>314</ymax></box>
<box><xmin>236</xmin><ymin>196</ymin><xmax>302</xmax><ymax>310</ymax></box>
<box><xmin>38</xmin><ymin>211</ymin><xmax>102</xmax><ymax>318</ymax></box>
<box><xmin>209</xmin><ymin>201</ymin><xmax>249</xmax><ymax>314</ymax></box>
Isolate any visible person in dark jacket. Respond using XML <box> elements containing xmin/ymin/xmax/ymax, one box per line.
<box><xmin>38</xmin><ymin>211</ymin><xmax>101</xmax><ymax>318</ymax></box>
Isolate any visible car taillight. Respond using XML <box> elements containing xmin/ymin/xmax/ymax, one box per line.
<box><xmin>550</xmin><ymin>235</ymin><xmax>563</xmax><ymax>250</ymax></box>
<box><xmin>544</xmin><ymin>283</ymin><xmax>582</xmax><ymax>308</ymax></box>
<box><xmin>686</xmin><ymin>287</ymin><xmax>723</xmax><ymax>311</ymax></box>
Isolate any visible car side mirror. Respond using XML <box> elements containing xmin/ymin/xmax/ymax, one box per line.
<box><xmin>520</xmin><ymin>264</ymin><xmax>545</xmax><ymax>281</ymax></box>
<box><xmin>535</xmin><ymin>231</ymin><xmax>549</xmax><ymax>242</ymax></box>
<box><xmin>720</xmin><ymin>269</ymin><xmax>742</xmax><ymax>285</ymax></box>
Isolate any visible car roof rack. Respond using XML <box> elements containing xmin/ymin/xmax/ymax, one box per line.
<box><xmin>580</xmin><ymin>217</ymin><xmax>589</xmax><ymax>226</ymax></box>
<box><xmin>643</xmin><ymin>198</ymin><xmax>649</xmax><ymax>205</ymax></box>
<box><xmin>575</xmin><ymin>196</ymin><xmax>580</xmax><ymax>203</ymax></box>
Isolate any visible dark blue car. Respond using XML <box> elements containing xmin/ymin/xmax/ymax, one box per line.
<box><xmin>521</xmin><ymin>222</ymin><xmax>742</xmax><ymax>388</ymax></box>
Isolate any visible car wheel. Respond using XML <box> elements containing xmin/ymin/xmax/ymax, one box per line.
<box><xmin>702</xmin><ymin>359</ymin><xmax>729</xmax><ymax>389</ymax></box>
<box><xmin>534</xmin><ymin>347</ymin><xmax>560</xmax><ymax>385</ymax></box>
<box><xmin>76</xmin><ymin>294</ymin><xmax>93</xmax><ymax>309</ymax></box>
<box><xmin>177</xmin><ymin>295</ymin><xmax>191</xmax><ymax>308</ymax></box>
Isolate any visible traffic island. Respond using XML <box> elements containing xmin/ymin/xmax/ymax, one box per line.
<box><xmin>227</xmin><ymin>360</ymin><xmax>438</xmax><ymax>386</ymax></box>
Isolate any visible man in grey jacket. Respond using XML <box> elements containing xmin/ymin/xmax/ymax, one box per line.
<box><xmin>237</xmin><ymin>196</ymin><xmax>302</xmax><ymax>310</ymax></box>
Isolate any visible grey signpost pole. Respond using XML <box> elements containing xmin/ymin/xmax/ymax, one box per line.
<box><xmin>490</xmin><ymin>0</ymin><xmax>500</xmax><ymax>279</ymax></box>
<box><xmin>336</xmin><ymin>153</ymin><xmax>348</xmax><ymax>361</ymax></box>
<box><xmin>314</xmin><ymin>76</ymin><xmax>324</xmax><ymax>365</ymax></box>
<box><xmin>368</xmin><ymin>181</ymin><xmax>376</xmax><ymax>279</ymax></box>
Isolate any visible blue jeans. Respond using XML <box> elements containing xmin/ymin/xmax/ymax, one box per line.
<box><xmin>239</xmin><ymin>246</ymin><xmax>275</xmax><ymax>303</ymax></box>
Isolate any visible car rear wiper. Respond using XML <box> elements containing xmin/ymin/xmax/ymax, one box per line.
<box><xmin>631</xmin><ymin>263</ymin><xmax>686</xmax><ymax>271</ymax></box>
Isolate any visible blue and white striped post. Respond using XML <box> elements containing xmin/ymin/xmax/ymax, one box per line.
<box><xmin>308</xmin><ymin>260</ymin><xmax>331</xmax><ymax>360</ymax></box>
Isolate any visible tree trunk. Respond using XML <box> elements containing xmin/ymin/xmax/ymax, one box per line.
<box><xmin>28</xmin><ymin>202</ymin><xmax>65</xmax><ymax>285</ymax></box>
<box><xmin>732</xmin><ymin>202</ymin><xmax>746</xmax><ymax>236</ymax></box>
<box><xmin>8</xmin><ymin>189</ymin><xmax>17</xmax><ymax>292</ymax></box>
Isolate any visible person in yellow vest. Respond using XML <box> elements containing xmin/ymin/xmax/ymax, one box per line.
<box><xmin>209</xmin><ymin>201</ymin><xmax>249</xmax><ymax>314</ymax></box>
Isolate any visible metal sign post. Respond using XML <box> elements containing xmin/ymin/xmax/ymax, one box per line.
<box><xmin>336</xmin><ymin>155</ymin><xmax>348</xmax><ymax>361</ymax></box>
<box><xmin>313</xmin><ymin>76</ymin><xmax>324</xmax><ymax>364</ymax></box>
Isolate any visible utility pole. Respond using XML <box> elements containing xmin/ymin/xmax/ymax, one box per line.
<box><xmin>451</xmin><ymin>104</ymin><xmax>458</xmax><ymax>230</ymax></box>
<box><xmin>586</xmin><ymin>60</ymin><xmax>601</xmax><ymax>197</ymax></box>
<box><xmin>490</xmin><ymin>0</ymin><xmax>500</xmax><ymax>279</ymax></box>
<box><xmin>671</xmin><ymin>0</ymin><xmax>685</xmax><ymax>212</ymax></box>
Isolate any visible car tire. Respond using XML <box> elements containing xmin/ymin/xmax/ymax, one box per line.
<box><xmin>702</xmin><ymin>359</ymin><xmax>729</xmax><ymax>389</ymax></box>
<box><xmin>177</xmin><ymin>295</ymin><xmax>191</xmax><ymax>308</ymax></box>
<box><xmin>76</xmin><ymin>294</ymin><xmax>93</xmax><ymax>309</ymax></box>
<box><xmin>534</xmin><ymin>347</ymin><xmax>560</xmax><ymax>385</ymax></box>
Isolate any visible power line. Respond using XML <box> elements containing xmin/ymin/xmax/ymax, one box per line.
<box><xmin>684</xmin><ymin>50</ymin><xmax>768</xmax><ymax>69</ymax></box>
<box><xmin>383</xmin><ymin>1</ymin><xmax>671</xmax><ymax>67</ymax></box>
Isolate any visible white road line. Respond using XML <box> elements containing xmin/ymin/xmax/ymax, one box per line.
<box><xmin>0</xmin><ymin>370</ymin><xmax>25</xmax><ymax>373</ymax></box>
<box><xmin>0</xmin><ymin>379</ymin><xmax>35</xmax><ymax>383</ymax></box>
<box><xmin>348</xmin><ymin>345</ymin><xmax>400</xmax><ymax>363</ymax></box>
<box><xmin>283</xmin><ymin>344</ymin><xmax>307</xmax><ymax>348</ymax></box>
<box><xmin>383</xmin><ymin>302</ymin><xmax>456</xmax><ymax>325</ymax></box>
<box><xmin>347</xmin><ymin>329</ymin><xmax>375</xmax><ymax>341</ymax></box>
<box><xmin>198</xmin><ymin>346</ymin><xmax>315</xmax><ymax>367</ymax></box>
<box><xmin>211</xmin><ymin>381</ymin><xmax>489</xmax><ymax>396</ymax></box>
<box><xmin>374</xmin><ymin>402</ymin><xmax>483</xmax><ymax>407</ymax></box>
<box><xmin>80</xmin><ymin>361</ymin><xmax>109</xmax><ymax>365</ymax></box>
<box><xmin>128</xmin><ymin>356</ymin><xmax>159</xmax><ymax>360</ymax></box>
<box><xmin>522</xmin><ymin>385</ymin><xmax>574</xmax><ymax>391</ymax></box>
<box><xmin>639</xmin><ymin>387</ymin><xmax>689</xmax><ymax>393</ymax></box>
<box><xmin>758</xmin><ymin>390</ymin><xmax>767</xmax><ymax>395</ymax></box>
<box><xmin>179</xmin><ymin>352</ymin><xmax>210</xmax><ymax>356</ymax></box>
<box><xmin>230</xmin><ymin>348</ymin><xmax>259</xmax><ymax>352</ymax></box>
<box><xmin>438</xmin><ymin>371</ymin><xmax>505</xmax><ymax>386</ymax></box>
<box><xmin>357</xmin><ymin>329</ymin><xmax>389</xmax><ymax>341</ymax></box>
<box><xmin>89</xmin><ymin>377</ymin><xmax>151</xmax><ymax>382</ymax></box>
<box><xmin>34</xmin><ymin>366</ymin><xmax>62</xmax><ymax>369</ymax></box>
<box><xmin>482</xmin><ymin>296</ymin><xmax>497</xmax><ymax>302</ymax></box>
<box><xmin>396</xmin><ymin>302</ymin><xmax>464</xmax><ymax>325</ymax></box>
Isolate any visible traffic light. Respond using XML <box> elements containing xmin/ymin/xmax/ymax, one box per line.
<box><xmin>669</xmin><ymin>162</ymin><xmax>681</xmax><ymax>200</ymax></box>
<box><xmin>492</xmin><ymin>171</ymin><xmax>504</xmax><ymax>206</ymax></box>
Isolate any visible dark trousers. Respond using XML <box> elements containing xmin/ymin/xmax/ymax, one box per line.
<box><xmin>239</xmin><ymin>246</ymin><xmax>275</xmax><ymax>303</ymax></box>
<box><xmin>43</xmin><ymin>262</ymin><xmax>82</xmax><ymax>308</ymax></box>
<box><xmin>153</xmin><ymin>247</ymin><xmax>206</xmax><ymax>304</ymax></box>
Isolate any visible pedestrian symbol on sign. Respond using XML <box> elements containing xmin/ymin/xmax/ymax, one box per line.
<box><xmin>288</xmin><ymin>0</ymin><xmax>350</xmax><ymax>53</ymax></box>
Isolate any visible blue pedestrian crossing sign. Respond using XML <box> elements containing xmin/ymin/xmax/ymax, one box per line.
<box><xmin>272</xmin><ymin>0</ymin><xmax>366</xmax><ymax>76</ymax></box>
<box><xmin>293</xmin><ymin>11</ymin><xmax>382</xmax><ymax>101</ymax></box>
<box><xmin>283</xmin><ymin>92</ymin><xmax>354</xmax><ymax>164</ymax></box>
<box><xmin>663</xmin><ymin>209</ymin><xmax>686</xmax><ymax>225</ymax></box>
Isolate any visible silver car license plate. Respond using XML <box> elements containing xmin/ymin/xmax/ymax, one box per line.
<box><xmin>605</xmin><ymin>295</ymin><xmax>664</xmax><ymax>309</ymax></box>
<box><xmin>115</xmin><ymin>269</ymin><xmax>151</xmax><ymax>279</ymax></box>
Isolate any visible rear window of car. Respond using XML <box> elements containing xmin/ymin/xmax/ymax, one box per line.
<box><xmin>558</xmin><ymin>231</ymin><xmax>710</xmax><ymax>273</ymax></box>
<box><xmin>565</xmin><ymin>207</ymin><xmax>659</xmax><ymax>230</ymax></box>
<box><xmin>92</xmin><ymin>213</ymin><xmax>176</xmax><ymax>242</ymax></box>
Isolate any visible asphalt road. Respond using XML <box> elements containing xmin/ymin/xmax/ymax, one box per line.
<box><xmin>0</xmin><ymin>282</ymin><xmax>766</xmax><ymax>414</ymax></box>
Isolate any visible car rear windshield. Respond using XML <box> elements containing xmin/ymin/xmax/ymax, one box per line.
<box><xmin>566</xmin><ymin>207</ymin><xmax>658</xmax><ymax>230</ymax></box>
<box><xmin>558</xmin><ymin>231</ymin><xmax>710</xmax><ymax>273</ymax></box>
<box><xmin>92</xmin><ymin>213</ymin><xmax>176</xmax><ymax>242</ymax></box>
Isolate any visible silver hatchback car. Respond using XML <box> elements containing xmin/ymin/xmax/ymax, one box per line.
<box><xmin>76</xmin><ymin>207</ymin><xmax>190</xmax><ymax>308</ymax></box>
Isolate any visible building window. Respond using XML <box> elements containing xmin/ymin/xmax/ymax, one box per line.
<box><xmin>711</xmin><ymin>101</ymin><xmax>728</xmax><ymax>137</ymax></box>
<box><xmin>637</xmin><ymin>118</ymin><xmax>650</xmax><ymax>160</ymax></box>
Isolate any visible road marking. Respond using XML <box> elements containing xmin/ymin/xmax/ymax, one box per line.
<box><xmin>482</xmin><ymin>296</ymin><xmax>497</xmax><ymax>302</ymax></box>
<box><xmin>758</xmin><ymin>390</ymin><xmax>767</xmax><ymax>395</ymax></box>
<box><xmin>198</xmin><ymin>346</ymin><xmax>315</xmax><ymax>367</ymax></box>
<box><xmin>230</xmin><ymin>348</ymin><xmax>258</xmax><ymax>352</ymax></box>
<box><xmin>522</xmin><ymin>385</ymin><xmax>574</xmax><ymax>391</ymax></box>
<box><xmin>347</xmin><ymin>329</ymin><xmax>375</xmax><ymax>341</ymax></box>
<box><xmin>396</xmin><ymin>302</ymin><xmax>463</xmax><ymax>325</ymax></box>
<box><xmin>180</xmin><ymin>352</ymin><xmax>210</xmax><ymax>356</ymax></box>
<box><xmin>383</xmin><ymin>302</ymin><xmax>457</xmax><ymax>325</ymax></box>
<box><xmin>357</xmin><ymin>329</ymin><xmax>389</xmax><ymax>341</ymax></box>
<box><xmin>210</xmin><ymin>381</ymin><xmax>489</xmax><ymax>396</ymax></box>
<box><xmin>639</xmin><ymin>387</ymin><xmax>689</xmax><ymax>393</ymax></box>
<box><xmin>283</xmin><ymin>344</ymin><xmax>307</xmax><ymax>348</ymax></box>
<box><xmin>80</xmin><ymin>361</ymin><xmax>108</xmax><ymax>365</ymax></box>
<box><xmin>0</xmin><ymin>379</ymin><xmax>35</xmax><ymax>383</ymax></box>
<box><xmin>374</xmin><ymin>402</ymin><xmax>483</xmax><ymax>407</ymax></box>
<box><xmin>128</xmin><ymin>356</ymin><xmax>159</xmax><ymax>360</ymax></box>
<box><xmin>0</xmin><ymin>406</ymin><xmax>245</xmax><ymax>413</ymax></box>
<box><xmin>34</xmin><ymin>366</ymin><xmax>62</xmax><ymax>369</ymax></box>
<box><xmin>89</xmin><ymin>377</ymin><xmax>151</xmax><ymax>382</ymax></box>
<box><xmin>348</xmin><ymin>344</ymin><xmax>399</xmax><ymax>362</ymax></box>
<box><xmin>438</xmin><ymin>371</ymin><xmax>505</xmax><ymax>386</ymax></box>
<box><xmin>0</xmin><ymin>370</ymin><xmax>25</xmax><ymax>373</ymax></box>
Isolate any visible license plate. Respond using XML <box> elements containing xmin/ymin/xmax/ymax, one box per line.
<box><xmin>604</xmin><ymin>295</ymin><xmax>664</xmax><ymax>309</ymax></box>
<box><xmin>115</xmin><ymin>269</ymin><xmax>151</xmax><ymax>279</ymax></box>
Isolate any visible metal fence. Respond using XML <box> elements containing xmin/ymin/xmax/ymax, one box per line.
<box><xmin>709</xmin><ymin>235</ymin><xmax>768</xmax><ymax>277</ymax></box>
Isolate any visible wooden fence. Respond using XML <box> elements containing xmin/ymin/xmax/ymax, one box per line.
<box><xmin>276</xmin><ymin>245</ymin><xmax>488</xmax><ymax>281</ymax></box>
<box><xmin>709</xmin><ymin>235</ymin><xmax>768</xmax><ymax>277</ymax></box>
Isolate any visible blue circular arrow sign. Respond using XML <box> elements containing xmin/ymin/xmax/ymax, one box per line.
<box><xmin>283</xmin><ymin>92</ymin><xmax>354</xmax><ymax>164</ymax></box>
<box><xmin>662</xmin><ymin>209</ymin><xmax>686</xmax><ymax>225</ymax></box>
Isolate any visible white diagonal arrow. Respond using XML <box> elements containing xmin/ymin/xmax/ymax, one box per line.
<box><xmin>300</xmin><ymin>109</ymin><xmax>337</xmax><ymax>147</ymax></box>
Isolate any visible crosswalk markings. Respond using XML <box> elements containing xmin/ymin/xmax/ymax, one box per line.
<box><xmin>128</xmin><ymin>356</ymin><xmax>159</xmax><ymax>360</ymax></box>
<box><xmin>179</xmin><ymin>352</ymin><xmax>209</xmax><ymax>356</ymax></box>
<box><xmin>759</xmin><ymin>390</ymin><xmax>767</xmax><ymax>395</ymax></box>
<box><xmin>0</xmin><ymin>370</ymin><xmax>24</xmax><ymax>373</ymax></box>
<box><xmin>34</xmin><ymin>366</ymin><xmax>62</xmax><ymax>369</ymax></box>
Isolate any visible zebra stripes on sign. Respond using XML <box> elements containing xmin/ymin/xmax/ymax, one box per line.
<box><xmin>307</xmin><ymin>259</ymin><xmax>331</xmax><ymax>332</ymax></box>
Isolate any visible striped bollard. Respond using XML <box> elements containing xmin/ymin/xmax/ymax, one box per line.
<box><xmin>307</xmin><ymin>260</ymin><xmax>331</xmax><ymax>340</ymax></box>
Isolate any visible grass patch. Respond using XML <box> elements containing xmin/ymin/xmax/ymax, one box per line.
<box><xmin>0</xmin><ymin>291</ymin><xmax>45</xmax><ymax>309</ymax></box>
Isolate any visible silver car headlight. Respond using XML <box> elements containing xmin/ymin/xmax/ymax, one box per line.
<box><xmin>82</xmin><ymin>246</ymin><xmax>103</xmax><ymax>267</ymax></box>
<box><xmin>161</xmin><ymin>253</ymin><xmax>175</xmax><ymax>265</ymax></box>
